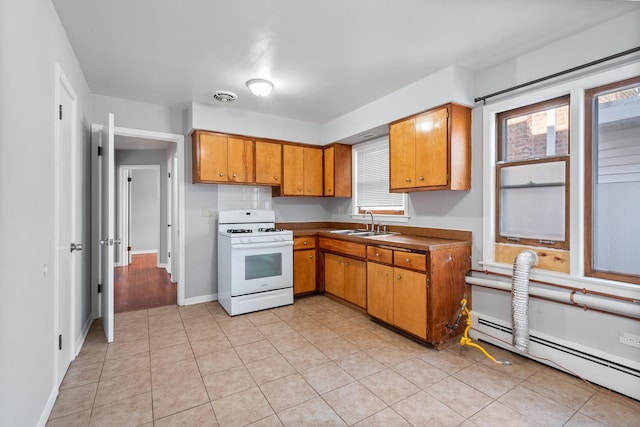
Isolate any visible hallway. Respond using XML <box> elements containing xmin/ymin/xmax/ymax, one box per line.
<box><xmin>114</xmin><ymin>254</ymin><xmax>176</xmax><ymax>313</ymax></box>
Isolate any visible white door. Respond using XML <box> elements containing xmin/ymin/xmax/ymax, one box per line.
<box><xmin>100</xmin><ymin>114</ymin><xmax>116</xmax><ymax>343</ymax></box>
<box><xmin>56</xmin><ymin>66</ymin><xmax>78</xmax><ymax>385</ymax></box>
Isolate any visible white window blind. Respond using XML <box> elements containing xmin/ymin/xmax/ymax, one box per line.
<box><xmin>354</xmin><ymin>138</ymin><xmax>405</xmax><ymax>213</ymax></box>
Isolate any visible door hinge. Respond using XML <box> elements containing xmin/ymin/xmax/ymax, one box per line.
<box><xmin>127</xmin><ymin>246</ymin><xmax>132</xmax><ymax>251</ymax></box>
<box><xmin>58</xmin><ymin>334</ymin><xmax>62</xmax><ymax>350</ymax></box>
<box><xmin>97</xmin><ymin>146</ymin><xmax>102</xmax><ymax>156</ymax></box>
<box><xmin>127</xmin><ymin>177</ymin><xmax>132</xmax><ymax>182</ymax></box>
<box><xmin>59</xmin><ymin>105</ymin><xmax>62</xmax><ymax>120</ymax></box>
<box><xmin>168</xmin><ymin>251</ymin><xmax>171</xmax><ymax>258</ymax></box>
<box><xmin>98</xmin><ymin>284</ymin><xmax>102</xmax><ymax>293</ymax></box>
<box><xmin>168</xmin><ymin>172</ymin><xmax>171</xmax><ymax>178</ymax></box>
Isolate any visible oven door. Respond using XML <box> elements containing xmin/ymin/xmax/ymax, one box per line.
<box><xmin>229</xmin><ymin>240</ymin><xmax>293</xmax><ymax>296</ymax></box>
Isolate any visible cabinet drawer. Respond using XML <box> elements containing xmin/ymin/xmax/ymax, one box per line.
<box><xmin>319</xmin><ymin>237</ymin><xmax>366</xmax><ymax>259</ymax></box>
<box><xmin>367</xmin><ymin>246</ymin><xmax>393</xmax><ymax>264</ymax></box>
<box><xmin>294</xmin><ymin>236</ymin><xmax>316</xmax><ymax>250</ymax></box>
<box><xmin>393</xmin><ymin>252</ymin><xmax>427</xmax><ymax>272</ymax></box>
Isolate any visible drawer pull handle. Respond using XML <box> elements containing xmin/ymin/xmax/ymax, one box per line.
<box><xmin>219</xmin><ymin>172</ymin><xmax>224</xmax><ymax>177</ymax></box>
<box><xmin>309</xmin><ymin>255</ymin><xmax>314</xmax><ymax>259</ymax></box>
<box><xmin>376</xmin><ymin>252</ymin><xmax>381</xmax><ymax>257</ymax></box>
<box><xmin>405</xmin><ymin>258</ymin><xmax>410</xmax><ymax>263</ymax></box>
<box><xmin>303</xmin><ymin>241</ymin><xmax>308</xmax><ymax>245</ymax></box>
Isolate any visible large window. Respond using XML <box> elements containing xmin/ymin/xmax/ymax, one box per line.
<box><xmin>585</xmin><ymin>76</ymin><xmax>640</xmax><ymax>285</ymax></box>
<box><xmin>353</xmin><ymin>137</ymin><xmax>405</xmax><ymax>215</ymax></box>
<box><xmin>495</xmin><ymin>96</ymin><xmax>570</xmax><ymax>249</ymax></box>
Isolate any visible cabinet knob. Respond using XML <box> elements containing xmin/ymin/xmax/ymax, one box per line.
<box><xmin>309</xmin><ymin>255</ymin><xmax>314</xmax><ymax>259</ymax></box>
<box><xmin>405</xmin><ymin>258</ymin><xmax>410</xmax><ymax>263</ymax></box>
<box><xmin>303</xmin><ymin>241</ymin><xmax>308</xmax><ymax>245</ymax></box>
<box><xmin>375</xmin><ymin>252</ymin><xmax>381</xmax><ymax>257</ymax></box>
<box><xmin>418</xmin><ymin>176</ymin><xmax>424</xmax><ymax>181</ymax></box>
<box><xmin>232</xmin><ymin>173</ymin><xmax>237</xmax><ymax>178</ymax></box>
<box><xmin>274</xmin><ymin>176</ymin><xmax>279</xmax><ymax>180</ymax></box>
<box><xmin>345</xmin><ymin>262</ymin><xmax>349</xmax><ymax>266</ymax></box>
<box><xmin>405</xmin><ymin>177</ymin><xmax>411</xmax><ymax>182</ymax></box>
<box><xmin>396</xmin><ymin>275</ymin><xmax>402</xmax><ymax>280</ymax></box>
<box><xmin>219</xmin><ymin>172</ymin><xmax>225</xmax><ymax>177</ymax></box>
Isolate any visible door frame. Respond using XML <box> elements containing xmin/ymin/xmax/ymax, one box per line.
<box><xmin>53</xmin><ymin>63</ymin><xmax>78</xmax><ymax>387</ymax></box>
<box><xmin>92</xmin><ymin>126</ymin><xmax>186</xmax><ymax>318</ymax></box>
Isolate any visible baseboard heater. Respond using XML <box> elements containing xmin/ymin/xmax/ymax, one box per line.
<box><xmin>470</xmin><ymin>311</ymin><xmax>640</xmax><ymax>401</ymax></box>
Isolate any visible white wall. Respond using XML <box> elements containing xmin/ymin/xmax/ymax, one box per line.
<box><xmin>130</xmin><ymin>169</ymin><xmax>160</xmax><ymax>253</ymax></box>
<box><xmin>0</xmin><ymin>0</ymin><xmax>93</xmax><ymax>425</ymax></box>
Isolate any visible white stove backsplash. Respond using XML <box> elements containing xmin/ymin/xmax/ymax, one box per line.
<box><xmin>218</xmin><ymin>185</ymin><xmax>272</xmax><ymax>211</ymax></box>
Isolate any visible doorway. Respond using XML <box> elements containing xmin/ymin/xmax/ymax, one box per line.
<box><xmin>91</xmin><ymin>124</ymin><xmax>186</xmax><ymax>331</ymax></box>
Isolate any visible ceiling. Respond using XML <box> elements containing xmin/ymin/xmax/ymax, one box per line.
<box><xmin>52</xmin><ymin>0</ymin><xmax>639</xmax><ymax>124</ymax></box>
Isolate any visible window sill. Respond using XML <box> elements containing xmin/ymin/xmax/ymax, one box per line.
<box><xmin>350</xmin><ymin>213</ymin><xmax>409</xmax><ymax>223</ymax></box>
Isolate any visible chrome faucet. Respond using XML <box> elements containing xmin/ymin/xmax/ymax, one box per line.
<box><xmin>363</xmin><ymin>210</ymin><xmax>375</xmax><ymax>232</ymax></box>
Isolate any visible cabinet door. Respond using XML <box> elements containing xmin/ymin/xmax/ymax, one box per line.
<box><xmin>283</xmin><ymin>145</ymin><xmax>304</xmax><ymax>195</ymax></box>
<box><xmin>303</xmin><ymin>147</ymin><xmax>323</xmax><ymax>196</ymax></box>
<box><xmin>344</xmin><ymin>258</ymin><xmax>366</xmax><ymax>308</ymax></box>
<box><xmin>415</xmin><ymin>107</ymin><xmax>448</xmax><ymax>187</ymax></box>
<box><xmin>324</xmin><ymin>253</ymin><xmax>345</xmax><ymax>298</ymax></box>
<box><xmin>294</xmin><ymin>249</ymin><xmax>316</xmax><ymax>295</ymax></box>
<box><xmin>198</xmin><ymin>133</ymin><xmax>228</xmax><ymax>182</ymax></box>
<box><xmin>324</xmin><ymin>146</ymin><xmax>335</xmax><ymax>196</ymax></box>
<box><xmin>393</xmin><ymin>268</ymin><xmax>427</xmax><ymax>340</ymax></box>
<box><xmin>389</xmin><ymin>118</ymin><xmax>416</xmax><ymax>190</ymax></box>
<box><xmin>255</xmin><ymin>140</ymin><xmax>282</xmax><ymax>185</ymax></box>
<box><xmin>367</xmin><ymin>262</ymin><xmax>393</xmax><ymax>324</ymax></box>
<box><xmin>227</xmin><ymin>137</ymin><xmax>254</xmax><ymax>183</ymax></box>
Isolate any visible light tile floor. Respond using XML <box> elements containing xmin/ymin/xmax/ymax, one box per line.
<box><xmin>47</xmin><ymin>295</ymin><xmax>640</xmax><ymax>426</ymax></box>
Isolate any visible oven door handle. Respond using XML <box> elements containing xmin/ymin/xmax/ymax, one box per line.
<box><xmin>230</xmin><ymin>241</ymin><xmax>293</xmax><ymax>250</ymax></box>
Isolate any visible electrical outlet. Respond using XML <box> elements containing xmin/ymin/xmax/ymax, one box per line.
<box><xmin>619</xmin><ymin>332</ymin><xmax>640</xmax><ymax>348</ymax></box>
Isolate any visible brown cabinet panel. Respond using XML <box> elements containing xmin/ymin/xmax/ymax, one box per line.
<box><xmin>367</xmin><ymin>246</ymin><xmax>393</xmax><ymax>264</ymax></box>
<box><xmin>393</xmin><ymin>268</ymin><xmax>427</xmax><ymax>340</ymax></box>
<box><xmin>283</xmin><ymin>145</ymin><xmax>304</xmax><ymax>195</ymax></box>
<box><xmin>293</xmin><ymin>236</ymin><xmax>316</xmax><ymax>250</ymax></box>
<box><xmin>367</xmin><ymin>262</ymin><xmax>393</xmax><ymax>324</ymax></box>
<box><xmin>389</xmin><ymin>118</ymin><xmax>416</xmax><ymax>190</ymax></box>
<box><xmin>294</xmin><ymin>249</ymin><xmax>317</xmax><ymax>295</ymax></box>
<box><xmin>344</xmin><ymin>258</ymin><xmax>366</xmax><ymax>308</ymax></box>
<box><xmin>192</xmin><ymin>130</ymin><xmax>254</xmax><ymax>184</ymax></box>
<box><xmin>324</xmin><ymin>253</ymin><xmax>345</xmax><ymax>298</ymax></box>
<box><xmin>389</xmin><ymin>103</ymin><xmax>470</xmax><ymax>192</ymax></box>
<box><xmin>324</xmin><ymin>144</ymin><xmax>352</xmax><ymax>197</ymax></box>
<box><xmin>255</xmin><ymin>140</ymin><xmax>282</xmax><ymax>185</ymax></box>
<box><xmin>393</xmin><ymin>251</ymin><xmax>427</xmax><ymax>272</ymax></box>
<box><xmin>227</xmin><ymin>137</ymin><xmax>254</xmax><ymax>183</ymax></box>
<box><xmin>319</xmin><ymin>238</ymin><xmax>366</xmax><ymax>259</ymax></box>
<box><xmin>303</xmin><ymin>147</ymin><xmax>323</xmax><ymax>196</ymax></box>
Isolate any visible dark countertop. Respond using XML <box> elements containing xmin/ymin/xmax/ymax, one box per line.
<box><xmin>288</xmin><ymin>226</ymin><xmax>471</xmax><ymax>252</ymax></box>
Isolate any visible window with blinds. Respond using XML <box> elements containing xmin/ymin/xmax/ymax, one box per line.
<box><xmin>353</xmin><ymin>137</ymin><xmax>406</xmax><ymax>215</ymax></box>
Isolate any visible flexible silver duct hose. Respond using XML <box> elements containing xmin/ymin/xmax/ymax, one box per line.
<box><xmin>512</xmin><ymin>250</ymin><xmax>538</xmax><ymax>352</ymax></box>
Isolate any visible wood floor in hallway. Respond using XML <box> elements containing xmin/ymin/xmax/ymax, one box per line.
<box><xmin>114</xmin><ymin>253</ymin><xmax>176</xmax><ymax>313</ymax></box>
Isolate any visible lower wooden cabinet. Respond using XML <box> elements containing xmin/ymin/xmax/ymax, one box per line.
<box><xmin>293</xmin><ymin>237</ymin><xmax>317</xmax><ymax>295</ymax></box>
<box><xmin>324</xmin><ymin>253</ymin><xmax>366</xmax><ymax>309</ymax></box>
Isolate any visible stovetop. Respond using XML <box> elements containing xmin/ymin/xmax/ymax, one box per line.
<box><xmin>218</xmin><ymin>210</ymin><xmax>292</xmax><ymax>239</ymax></box>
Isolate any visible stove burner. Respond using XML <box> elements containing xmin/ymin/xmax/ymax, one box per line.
<box><xmin>258</xmin><ymin>228</ymin><xmax>285</xmax><ymax>233</ymax></box>
<box><xmin>227</xmin><ymin>229</ymin><xmax>253</xmax><ymax>234</ymax></box>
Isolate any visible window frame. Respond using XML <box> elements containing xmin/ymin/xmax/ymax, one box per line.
<box><xmin>584</xmin><ymin>75</ymin><xmax>640</xmax><ymax>285</ymax></box>
<box><xmin>351</xmin><ymin>137</ymin><xmax>408</xmax><ymax>218</ymax></box>
<box><xmin>495</xmin><ymin>95</ymin><xmax>571</xmax><ymax>250</ymax></box>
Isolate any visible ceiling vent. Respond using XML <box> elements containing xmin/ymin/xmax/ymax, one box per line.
<box><xmin>212</xmin><ymin>90</ymin><xmax>238</xmax><ymax>103</ymax></box>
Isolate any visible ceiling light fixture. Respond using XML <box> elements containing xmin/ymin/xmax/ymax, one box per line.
<box><xmin>246</xmin><ymin>79</ymin><xmax>274</xmax><ymax>97</ymax></box>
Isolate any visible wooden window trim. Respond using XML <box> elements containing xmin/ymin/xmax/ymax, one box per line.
<box><xmin>584</xmin><ymin>75</ymin><xmax>640</xmax><ymax>285</ymax></box>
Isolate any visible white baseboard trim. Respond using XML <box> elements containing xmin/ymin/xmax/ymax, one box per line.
<box><xmin>131</xmin><ymin>249</ymin><xmax>158</xmax><ymax>255</ymax></box>
<box><xmin>75</xmin><ymin>315</ymin><xmax>93</xmax><ymax>358</ymax></box>
<box><xmin>183</xmin><ymin>293</ymin><xmax>218</xmax><ymax>306</ymax></box>
<box><xmin>37</xmin><ymin>386</ymin><xmax>58</xmax><ymax>427</ymax></box>
<box><xmin>158</xmin><ymin>262</ymin><xmax>169</xmax><ymax>270</ymax></box>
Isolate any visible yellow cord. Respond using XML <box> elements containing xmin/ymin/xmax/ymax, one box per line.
<box><xmin>457</xmin><ymin>299</ymin><xmax>510</xmax><ymax>365</ymax></box>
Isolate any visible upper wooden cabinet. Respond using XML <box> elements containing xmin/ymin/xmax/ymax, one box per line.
<box><xmin>255</xmin><ymin>140</ymin><xmax>282</xmax><ymax>185</ymax></box>
<box><xmin>324</xmin><ymin>144</ymin><xmax>352</xmax><ymax>197</ymax></box>
<box><xmin>192</xmin><ymin>130</ymin><xmax>254</xmax><ymax>184</ymax></box>
<box><xmin>389</xmin><ymin>103</ymin><xmax>471</xmax><ymax>192</ymax></box>
<box><xmin>282</xmin><ymin>145</ymin><xmax>323</xmax><ymax>196</ymax></box>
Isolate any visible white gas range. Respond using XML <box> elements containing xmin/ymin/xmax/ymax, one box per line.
<box><xmin>217</xmin><ymin>210</ymin><xmax>293</xmax><ymax>316</ymax></box>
